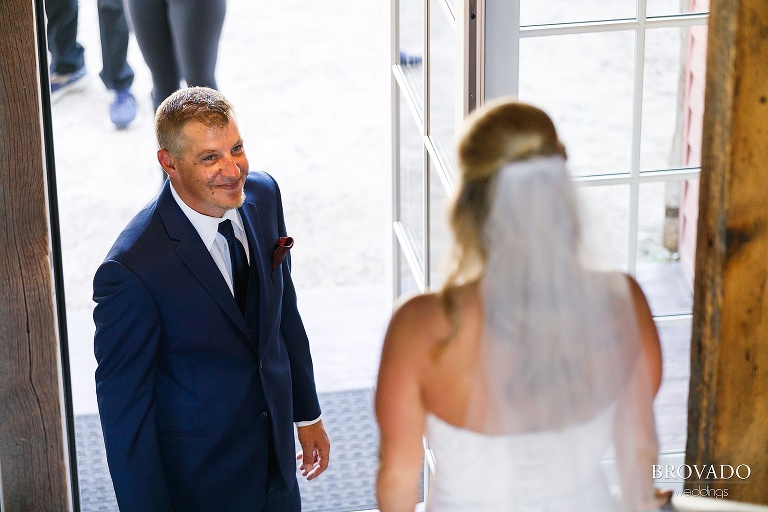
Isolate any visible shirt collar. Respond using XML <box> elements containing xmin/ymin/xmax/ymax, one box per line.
<box><xmin>169</xmin><ymin>183</ymin><xmax>244</xmax><ymax>250</ymax></box>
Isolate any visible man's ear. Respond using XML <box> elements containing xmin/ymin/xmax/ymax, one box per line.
<box><xmin>158</xmin><ymin>149</ymin><xmax>177</xmax><ymax>178</ymax></box>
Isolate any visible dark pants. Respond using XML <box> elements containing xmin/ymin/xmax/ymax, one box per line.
<box><xmin>44</xmin><ymin>0</ymin><xmax>134</xmax><ymax>90</ymax></box>
<box><xmin>44</xmin><ymin>0</ymin><xmax>84</xmax><ymax>74</ymax></box>
<box><xmin>124</xmin><ymin>0</ymin><xmax>226</xmax><ymax>109</ymax></box>
<box><xmin>97</xmin><ymin>0</ymin><xmax>134</xmax><ymax>91</ymax></box>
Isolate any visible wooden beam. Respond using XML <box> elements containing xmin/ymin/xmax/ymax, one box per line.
<box><xmin>688</xmin><ymin>0</ymin><xmax>768</xmax><ymax>503</ymax></box>
<box><xmin>0</xmin><ymin>0</ymin><xmax>72</xmax><ymax>509</ymax></box>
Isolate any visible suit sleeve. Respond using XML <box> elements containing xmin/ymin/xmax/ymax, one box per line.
<box><xmin>93</xmin><ymin>260</ymin><xmax>174</xmax><ymax>512</ymax></box>
<box><xmin>271</xmin><ymin>178</ymin><xmax>322</xmax><ymax>422</ymax></box>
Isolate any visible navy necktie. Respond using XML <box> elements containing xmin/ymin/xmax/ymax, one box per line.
<box><xmin>218</xmin><ymin>219</ymin><xmax>249</xmax><ymax>314</ymax></box>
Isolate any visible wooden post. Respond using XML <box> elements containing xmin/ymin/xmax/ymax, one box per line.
<box><xmin>0</xmin><ymin>0</ymin><xmax>72</xmax><ymax>510</ymax></box>
<box><xmin>687</xmin><ymin>0</ymin><xmax>768</xmax><ymax>503</ymax></box>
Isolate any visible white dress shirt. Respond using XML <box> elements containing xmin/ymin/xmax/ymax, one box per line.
<box><xmin>170</xmin><ymin>184</ymin><xmax>320</xmax><ymax>428</ymax></box>
<box><xmin>170</xmin><ymin>184</ymin><xmax>249</xmax><ymax>295</ymax></box>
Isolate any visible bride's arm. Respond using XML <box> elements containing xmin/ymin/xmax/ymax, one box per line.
<box><xmin>375</xmin><ymin>295</ymin><xmax>432</xmax><ymax>512</ymax></box>
<box><xmin>614</xmin><ymin>275</ymin><xmax>664</xmax><ymax>510</ymax></box>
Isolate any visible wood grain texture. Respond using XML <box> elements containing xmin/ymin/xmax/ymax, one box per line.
<box><xmin>688</xmin><ymin>0</ymin><xmax>768</xmax><ymax>503</ymax></box>
<box><xmin>0</xmin><ymin>0</ymin><xmax>72</xmax><ymax>510</ymax></box>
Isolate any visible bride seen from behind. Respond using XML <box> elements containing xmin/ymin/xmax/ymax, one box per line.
<box><xmin>375</xmin><ymin>98</ymin><xmax>667</xmax><ymax>511</ymax></box>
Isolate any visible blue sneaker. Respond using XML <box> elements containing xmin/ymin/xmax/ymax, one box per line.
<box><xmin>110</xmin><ymin>89</ymin><xmax>137</xmax><ymax>129</ymax></box>
<box><xmin>50</xmin><ymin>66</ymin><xmax>87</xmax><ymax>102</ymax></box>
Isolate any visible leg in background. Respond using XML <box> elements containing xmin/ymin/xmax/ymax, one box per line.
<box><xmin>97</xmin><ymin>0</ymin><xmax>137</xmax><ymax>128</ymax></box>
<box><xmin>166</xmin><ymin>0</ymin><xmax>226</xmax><ymax>91</ymax></box>
<box><xmin>124</xmin><ymin>0</ymin><xmax>181</xmax><ymax>109</ymax></box>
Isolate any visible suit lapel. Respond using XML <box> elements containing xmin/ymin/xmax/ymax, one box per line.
<box><xmin>157</xmin><ymin>186</ymin><xmax>252</xmax><ymax>342</ymax></box>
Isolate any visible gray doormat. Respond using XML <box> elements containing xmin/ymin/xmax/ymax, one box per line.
<box><xmin>76</xmin><ymin>387</ymin><xmax>379</xmax><ymax>512</ymax></box>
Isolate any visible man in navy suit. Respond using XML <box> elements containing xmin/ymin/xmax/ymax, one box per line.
<box><xmin>93</xmin><ymin>86</ymin><xmax>330</xmax><ymax>511</ymax></box>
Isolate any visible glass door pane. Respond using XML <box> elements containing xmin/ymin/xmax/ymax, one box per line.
<box><xmin>518</xmin><ymin>30</ymin><xmax>635</xmax><ymax>177</ymax></box>
<box><xmin>398</xmin><ymin>92</ymin><xmax>426</xmax><ymax>270</ymax></box>
<box><xmin>647</xmin><ymin>0</ymin><xmax>709</xmax><ymax>18</ymax></box>
<box><xmin>428</xmin><ymin>159</ymin><xmax>451</xmax><ymax>288</ymax></box>
<box><xmin>576</xmin><ymin>183</ymin><xmax>630</xmax><ymax>270</ymax></box>
<box><xmin>428</xmin><ymin>0</ymin><xmax>457</xmax><ymax>173</ymax></box>
<box><xmin>399</xmin><ymin>0</ymin><xmax>425</xmax><ymax>112</ymax></box>
<box><xmin>520</xmin><ymin>0</ymin><xmax>635</xmax><ymax>26</ymax></box>
<box><xmin>636</xmin><ymin>180</ymin><xmax>694</xmax><ymax>316</ymax></box>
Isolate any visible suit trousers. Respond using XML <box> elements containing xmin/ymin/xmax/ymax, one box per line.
<box><xmin>97</xmin><ymin>0</ymin><xmax>135</xmax><ymax>91</ymax></box>
<box><xmin>44</xmin><ymin>0</ymin><xmax>134</xmax><ymax>90</ymax></box>
<box><xmin>44</xmin><ymin>0</ymin><xmax>85</xmax><ymax>74</ymax></box>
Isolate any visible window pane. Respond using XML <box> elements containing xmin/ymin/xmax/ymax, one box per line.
<box><xmin>654</xmin><ymin>320</ymin><xmax>691</xmax><ymax>454</ymax></box>
<box><xmin>640</xmin><ymin>28</ymin><xmax>685</xmax><ymax>171</ymax></box>
<box><xmin>519</xmin><ymin>31</ymin><xmax>634</xmax><ymax>177</ymax></box>
<box><xmin>636</xmin><ymin>181</ymin><xmax>694</xmax><ymax>316</ymax></box>
<box><xmin>646</xmin><ymin>0</ymin><xmax>709</xmax><ymax>18</ymax></box>
<box><xmin>398</xmin><ymin>244</ymin><xmax>421</xmax><ymax>297</ymax></box>
<box><xmin>520</xmin><ymin>0</ymin><xmax>635</xmax><ymax>26</ymax></box>
<box><xmin>428</xmin><ymin>0</ymin><xmax>457</xmax><ymax>173</ymax></box>
<box><xmin>398</xmin><ymin>91</ymin><xmax>425</xmax><ymax>268</ymax></box>
<box><xmin>641</xmin><ymin>24</ymin><xmax>707</xmax><ymax>172</ymax></box>
<box><xmin>444</xmin><ymin>0</ymin><xmax>455</xmax><ymax>17</ymax></box>
<box><xmin>399</xmin><ymin>0</ymin><xmax>424</xmax><ymax>112</ymax></box>
<box><xmin>577</xmin><ymin>184</ymin><xmax>629</xmax><ymax>270</ymax></box>
<box><xmin>678</xmin><ymin>178</ymin><xmax>699</xmax><ymax>296</ymax></box>
<box><xmin>682</xmin><ymin>24</ymin><xmax>707</xmax><ymax>168</ymax></box>
<box><xmin>428</xmin><ymin>161</ymin><xmax>451</xmax><ymax>289</ymax></box>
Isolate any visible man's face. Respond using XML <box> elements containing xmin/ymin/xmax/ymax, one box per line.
<box><xmin>159</xmin><ymin>117</ymin><xmax>249</xmax><ymax>217</ymax></box>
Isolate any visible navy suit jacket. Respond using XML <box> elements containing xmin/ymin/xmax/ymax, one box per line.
<box><xmin>93</xmin><ymin>172</ymin><xmax>321</xmax><ymax>511</ymax></box>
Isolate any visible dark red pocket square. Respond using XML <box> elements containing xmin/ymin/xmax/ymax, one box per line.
<box><xmin>272</xmin><ymin>236</ymin><xmax>294</xmax><ymax>270</ymax></box>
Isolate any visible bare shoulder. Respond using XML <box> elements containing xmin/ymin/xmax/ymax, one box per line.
<box><xmin>388</xmin><ymin>283</ymin><xmax>481</xmax><ymax>346</ymax></box>
<box><xmin>392</xmin><ymin>292</ymin><xmax>444</xmax><ymax>320</ymax></box>
<box><xmin>387</xmin><ymin>292</ymin><xmax>451</xmax><ymax>342</ymax></box>
<box><xmin>618</xmin><ymin>273</ymin><xmax>663</xmax><ymax>389</ymax></box>
<box><xmin>619</xmin><ymin>273</ymin><xmax>652</xmax><ymax>311</ymax></box>
<box><xmin>588</xmin><ymin>270</ymin><xmax>647</xmax><ymax>305</ymax></box>
<box><xmin>377</xmin><ymin>293</ymin><xmax>446</xmax><ymax>399</ymax></box>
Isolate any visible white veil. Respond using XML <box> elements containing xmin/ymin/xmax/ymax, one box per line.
<box><xmin>462</xmin><ymin>155</ymin><xmax>660</xmax><ymax>510</ymax></box>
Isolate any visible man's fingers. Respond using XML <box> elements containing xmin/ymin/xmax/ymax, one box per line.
<box><xmin>316</xmin><ymin>444</ymin><xmax>329</xmax><ymax>470</ymax></box>
<box><xmin>297</xmin><ymin>446</ymin><xmax>329</xmax><ymax>480</ymax></box>
<box><xmin>296</xmin><ymin>420</ymin><xmax>330</xmax><ymax>480</ymax></box>
<box><xmin>301</xmin><ymin>446</ymin><xmax>315</xmax><ymax>471</ymax></box>
<box><xmin>304</xmin><ymin>450</ymin><xmax>327</xmax><ymax>480</ymax></box>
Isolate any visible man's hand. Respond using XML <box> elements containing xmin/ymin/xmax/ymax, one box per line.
<box><xmin>296</xmin><ymin>419</ymin><xmax>330</xmax><ymax>480</ymax></box>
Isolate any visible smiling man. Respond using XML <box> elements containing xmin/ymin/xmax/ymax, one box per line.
<box><xmin>93</xmin><ymin>87</ymin><xmax>329</xmax><ymax>512</ymax></box>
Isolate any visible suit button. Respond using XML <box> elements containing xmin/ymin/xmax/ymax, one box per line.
<box><xmin>259</xmin><ymin>358</ymin><xmax>264</xmax><ymax>369</ymax></box>
<box><xmin>260</xmin><ymin>410</ymin><xmax>268</xmax><ymax>417</ymax></box>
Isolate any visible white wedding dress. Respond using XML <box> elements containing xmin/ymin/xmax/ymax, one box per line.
<box><xmin>420</xmin><ymin>157</ymin><xmax>654</xmax><ymax>512</ymax></box>
<box><xmin>424</xmin><ymin>407</ymin><xmax>621</xmax><ymax>512</ymax></box>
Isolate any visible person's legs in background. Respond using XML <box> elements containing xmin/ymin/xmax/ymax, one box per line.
<box><xmin>97</xmin><ymin>0</ymin><xmax>137</xmax><ymax>128</ymax></box>
<box><xmin>167</xmin><ymin>0</ymin><xmax>225</xmax><ymax>92</ymax></box>
<box><xmin>124</xmin><ymin>0</ymin><xmax>182</xmax><ymax>110</ymax></box>
<box><xmin>44</xmin><ymin>0</ymin><xmax>87</xmax><ymax>101</ymax></box>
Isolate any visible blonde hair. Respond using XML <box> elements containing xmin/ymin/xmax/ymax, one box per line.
<box><xmin>439</xmin><ymin>98</ymin><xmax>567</xmax><ymax>326</ymax></box>
<box><xmin>154</xmin><ymin>86</ymin><xmax>234</xmax><ymax>156</ymax></box>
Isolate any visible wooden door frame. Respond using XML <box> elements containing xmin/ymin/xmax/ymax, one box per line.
<box><xmin>686</xmin><ymin>0</ymin><xmax>768</xmax><ymax>503</ymax></box>
<box><xmin>0</xmin><ymin>0</ymin><xmax>78</xmax><ymax>509</ymax></box>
